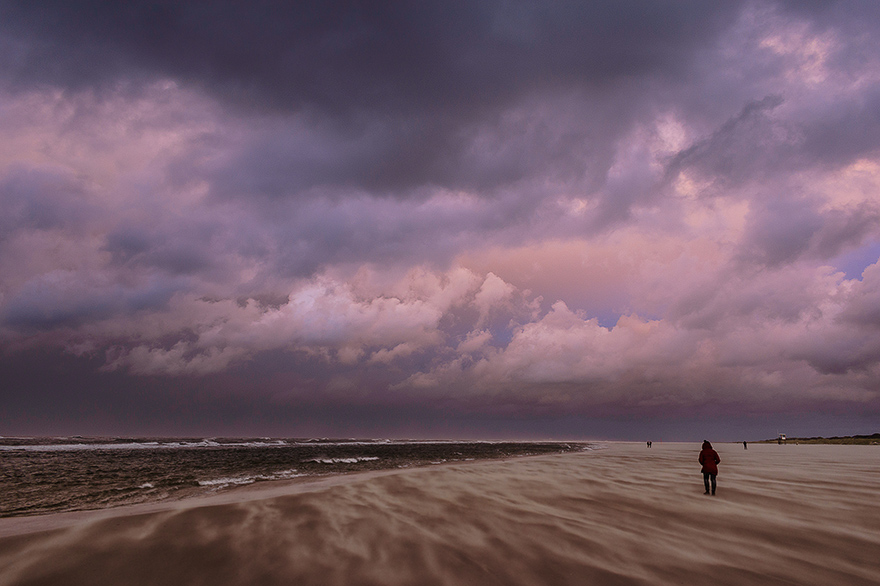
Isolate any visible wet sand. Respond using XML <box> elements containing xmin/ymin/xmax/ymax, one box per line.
<box><xmin>1</xmin><ymin>442</ymin><xmax>878</xmax><ymax>585</ymax></box>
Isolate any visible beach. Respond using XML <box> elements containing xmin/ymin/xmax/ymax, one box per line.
<box><xmin>1</xmin><ymin>442</ymin><xmax>878</xmax><ymax>586</ymax></box>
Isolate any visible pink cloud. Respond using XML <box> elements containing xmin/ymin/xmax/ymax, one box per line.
<box><xmin>2</xmin><ymin>2</ymin><xmax>880</xmax><ymax>435</ymax></box>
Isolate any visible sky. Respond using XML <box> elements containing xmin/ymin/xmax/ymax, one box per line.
<box><xmin>1</xmin><ymin>1</ymin><xmax>880</xmax><ymax>441</ymax></box>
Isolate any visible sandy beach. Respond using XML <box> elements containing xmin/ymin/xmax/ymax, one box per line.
<box><xmin>1</xmin><ymin>442</ymin><xmax>878</xmax><ymax>586</ymax></box>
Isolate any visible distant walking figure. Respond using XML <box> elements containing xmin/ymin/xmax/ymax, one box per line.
<box><xmin>743</xmin><ymin>441</ymin><xmax>747</xmax><ymax>450</ymax></box>
<box><xmin>699</xmin><ymin>441</ymin><xmax>720</xmax><ymax>495</ymax></box>
<box><xmin>647</xmin><ymin>441</ymin><xmax>652</xmax><ymax>448</ymax></box>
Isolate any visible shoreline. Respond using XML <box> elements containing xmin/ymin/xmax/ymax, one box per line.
<box><xmin>0</xmin><ymin>438</ymin><xmax>590</xmax><ymax>520</ymax></box>
<box><xmin>0</xmin><ymin>446</ymin><xmax>604</xmax><ymax>539</ymax></box>
<box><xmin>7</xmin><ymin>439</ymin><xmax>878</xmax><ymax>535</ymax></box>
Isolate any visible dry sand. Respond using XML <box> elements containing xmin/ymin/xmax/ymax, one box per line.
<box><xmin>1</xmin><ymin>442</ymin><xmax>878</xmax><ymax>586</ymax></box>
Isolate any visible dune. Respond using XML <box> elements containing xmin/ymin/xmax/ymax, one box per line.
<box><xmin>1</xmin><ymin>442</ymin><xmax>878</xmax><ymax>586</ymax></box>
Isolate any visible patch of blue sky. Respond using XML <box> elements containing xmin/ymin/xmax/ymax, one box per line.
<box><xmin>831</xmin><ymin>240</ymin><xmax>880</xmax><ymax>280</ymax></box>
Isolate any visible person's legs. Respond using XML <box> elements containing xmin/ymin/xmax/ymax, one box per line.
<box><xmin>710</xmin><ymin>474</ymin><xmax>717</xmax><ymax>495</ymax></box>
<box><xmin>703</xmin><ymin>473</ymin><xmax>711</xmax><ymax>494</ymax></box>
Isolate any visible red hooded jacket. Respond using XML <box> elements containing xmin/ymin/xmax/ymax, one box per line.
<box><xmin>699</xmin><ymin>441</ymin><xmax>720</xmax><ymax>475</ymax></box>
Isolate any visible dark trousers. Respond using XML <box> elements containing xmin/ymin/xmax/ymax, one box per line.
<box><xmin>703</xmin><ymin>473</ymin><xmax>716</xmax><ymax>494</ymax></box>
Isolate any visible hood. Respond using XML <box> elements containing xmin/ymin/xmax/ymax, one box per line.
<box><xmin>702</xmin><ymin>441</ymin><xmax>712</xmax><ymax>450</ymax></box>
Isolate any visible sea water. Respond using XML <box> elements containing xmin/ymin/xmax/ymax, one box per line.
<box><xmin>0</xmin><ymin>437</ymin><xmax>589</xmax><ymax>517</ymax></box>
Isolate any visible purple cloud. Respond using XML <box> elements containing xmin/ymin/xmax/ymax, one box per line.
<box><xmin>1</xmin><ymin>1</ymin><xmax>879</xmax><ymax>438</ymax></box>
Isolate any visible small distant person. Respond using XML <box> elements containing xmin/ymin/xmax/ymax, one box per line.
<box><xmin>647</xmin><ymin>441</ymin><xmax>652</xmax><ymax>448</ymax></box>
<box><xmin>743</xmin><ymin>441</ymin><xmax>747</xmax><ymax>450</ymax></box>
<box><xmin>699</xmin><ymin>440</ymin><xmax>720</xmax><ymax>495</ymax></box>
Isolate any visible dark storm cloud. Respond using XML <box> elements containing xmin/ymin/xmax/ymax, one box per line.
<box><xmin>104</xmin><ymin>223</ymin><xmax>218</xmax><ymax>276</ymax></box>
<box><xmin>2</xmin><ymin>273</ymin><xmax>183</xmax><ymax>330</ymax></box>
<box><xmin>0</xmin><ymin>0</ymin><xmax>748</xmax><ymax>197</ymax></box>
<box><xmin>0</xmin><ymin>1</ymin><xmax>743</xmax><ymax>112</ymax></box>
<box><xmin>799</xmin><ymin>86</ymin><xmax>880</xmax><ymax>167</ymax></box>
<box><xmin>664</xmin><ymin>95</ymin><xmax>789</xmax><ymax>188</ymax></box>
<box><xmin>740</xmin><ymin>198</ymin><xmax>827</xmax><ymax>267</ymax></box>
<box><xmin>0</xmin><ymin>166</ymin><xmax>92</xmax><ymax>238</ymax></box>
<box><xmin>2</xmin><ymin>1</ymin><xmax>879</xmax><ymax>200</ymax></box>
<box><xmin>6</xmin><ymin>1</ymin><xmax>875</xmax><ymax>207</ymax></box>
<box><xmin>775</xmin><ymin>0</ymin><xmax>880</xmax><ymax>33</ymax></box>
<box><xmin>807</xmin><ymin>206</ymin><xmax>880</xmax><ymax>260</ymax></box>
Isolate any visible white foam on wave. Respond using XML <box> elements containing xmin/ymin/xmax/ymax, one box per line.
<box><xmin>0</xmin><ymin>438</ymin><xmax>586</xmax><ymax>452</ymax></box>
<box><xmin>229</xmin><ymin>440</ymin><xmax>288</xmax><ymax>448</ymax></box>
<box><xmin>0</xmin><ymin>439</ymin><xmax>293</xmax><ymax>452</ymax></box>
<box><xmin>306</xmin><ymin>457</ymin><xmax>381</xmax><ymax>464</ymax></box>
<box><xmin>197</xmin><ymin>469</ymin><xmax>304</xmax><ymax>489</ymax></box>
<box><xmin>0</xmin><ymin>442</ymin><xmax>163</xmax><ymax>452</ymax></box>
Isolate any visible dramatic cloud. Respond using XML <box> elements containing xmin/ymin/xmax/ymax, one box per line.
<box><xmin>1</xmin><ymin>1</ymin><xmax>879</xmax><ymax>438</ymax></box>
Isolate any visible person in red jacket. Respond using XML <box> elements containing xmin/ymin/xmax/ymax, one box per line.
<box><xmin>699</xmin><ymin>440</ymin><xmax>720</xmax><ymax>495</ymax></box>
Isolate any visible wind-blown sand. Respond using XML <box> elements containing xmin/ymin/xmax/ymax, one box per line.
<box><xmin>1</xmin><ymin>442</ymin><xmax>878</xmax><ymax>585</ymax></box>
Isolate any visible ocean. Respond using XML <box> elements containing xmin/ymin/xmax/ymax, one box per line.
<box><xmin>0</xmin><ymin>437</ymin><xmax>590</xmax><ymax>517</ymax></box>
